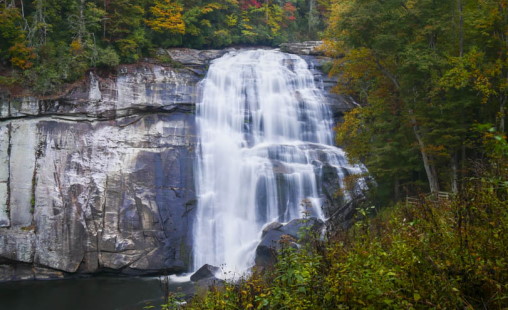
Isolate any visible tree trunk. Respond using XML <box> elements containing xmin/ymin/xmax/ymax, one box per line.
<box><xmin>409</xmin><ymin>109</ymin><xmax>440</xmax><ymax>193</ymax></box>
<box><xmin>501</xmin><ymin>88</ymin><xmax>506</xmax><ymax>133</ymax></box>
<box><xmin>394</xmin><ymin>177</ymin><xmax>400</xmax><ymax>202</ymax></box>
<box><xmin>451</xmin><ymin>152</ymin><xmax>458</xmax><ymax>194</ymax></box>
<box><xmin>458</xmin><ymin>0</ymin><xmax>463</xmax><ymax>57</ymax></box>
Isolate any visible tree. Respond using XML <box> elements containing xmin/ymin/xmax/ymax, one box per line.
<box><xmin>0</xmin><ymin>3</ymin><xmax>35</xmax><ymax>69</ymax></box>
<box><xmin>325</xmin><ymin>0</ymin><xmax>466</xmax><ymax>196</ymax></box>
<box><xmin>145</xmin><ymin>0</ymin><xmax>185</xmax><ymax>34</ymax></box>
<box><xmin>107</xmin><ymin>0</ymin><xmax>147</xmax><ymax>62</ymax></box>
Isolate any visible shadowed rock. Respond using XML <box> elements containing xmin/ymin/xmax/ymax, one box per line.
<box><xmin>190</xmin><ymin>264</ymin><xmax>220</xmax><ymax>282</ymax></box>
<box><xmin>255</xmin><ymin>218</ymin><xmax>324</xmax><ymax>268</ymax></box>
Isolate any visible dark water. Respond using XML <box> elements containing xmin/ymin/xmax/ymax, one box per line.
<box><xmin>0</xmin><ymin>276</ymin><xmax>192</xmax><ymax>310</ymax></box>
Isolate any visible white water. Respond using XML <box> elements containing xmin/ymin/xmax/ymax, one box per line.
<box><xmin>193</xmin><ymin>49</ymin><xmax>366</xmax><ymax>274</ymax></box>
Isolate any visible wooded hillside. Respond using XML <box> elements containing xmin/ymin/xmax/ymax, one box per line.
<box><xmin>0</xmin><ymin>0</ymin><xmax>328</xmax><ymax>94</ymax></box>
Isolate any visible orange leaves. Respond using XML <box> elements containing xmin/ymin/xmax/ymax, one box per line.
<box><xmin>145</xmin><ymin>0</ymin><xmax>185</xmax><ymax>34</ymax></box>
<box><xmin>8</xmin><ymin>42</ymin><xmax>35</xmax><ymax>70</ymax></box>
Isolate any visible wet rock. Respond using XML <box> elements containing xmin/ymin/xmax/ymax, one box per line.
<box><xmin>190</xmin><ymin>264</ymin><xmax>220</xmax><ymax>282</ymax></box>
<box><xmin>261</xmin><ymin>222</ymin><xmax>282</xmax><ymax>237</ymax></box>
<box><xmin>255</xmin><ymin>229</ymin><xmax>287</xmax><ymax>267</ymax></box>
<box><xmin>300</xmin><ymin>55</ymin><xmax>359</xmax><ymax>123</ymax></box>
<box><xmin>280</xmin><ymin>218</ymin><xmax>324</xmax><ymax>239</ymax></box>
<box><xmin>0</xmin><ymin>264</ymin><xmax>35</xmax><ymax>281</ymax></box>
<box><xmin>255</xmin><ymin>218</ymin><xmax>324</xmax><ymax>268</ymax></box>
<box><xmin>34</xmin><ymin>266</ymin><xmax>66</xmax><ymax>280</ymax></box>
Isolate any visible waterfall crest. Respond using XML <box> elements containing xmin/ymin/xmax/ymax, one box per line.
<box><xmin>193</xmin><ymin>49</ymin><xmax>365</xmax><ymax>273</ymax></box>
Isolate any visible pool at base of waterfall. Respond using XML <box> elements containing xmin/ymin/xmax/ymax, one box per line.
<box><xmin>0</xmin><ymin>276</ymin><xmax>193</xmax><ymax>310</ymax></box>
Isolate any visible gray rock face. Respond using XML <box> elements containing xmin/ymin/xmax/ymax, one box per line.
<box><xmin>280</xmin><ymin>41</ymin><xmax>325</xmax><ymax>56</ymax></box>
<box><xmin>0</xmin><ymin>61</ymin><xmax>202</xmax><ymax>281</ymax></box>
<box><xmin>300</xmin><ymin>55</ymin><xmax>359</xmax><ymax>121</ymax></box>
<box><xmin>0</xmin><ymin>47</ymin><xmax>352</xmax><ymax>281</ymax></box>
<box><xmin>165</xmin><ymin>48</ymin><xmax>231</xmax><ymax>67</ymax></box>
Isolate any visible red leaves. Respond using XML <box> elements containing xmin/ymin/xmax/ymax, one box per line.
<box><xmin>240</xmin><ymin>0</ymin><xmax>262</xmax><ymax>10</ymax></box>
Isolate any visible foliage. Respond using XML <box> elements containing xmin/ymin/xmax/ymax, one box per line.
<box><xmin>182</xmin><ymin>162</ymin><xmax>508</xmax><ymax>309</ymax></box>
<box><xmin>324</xmin><ymin>0</ymin><xmax>508</xmax><ymax>202</ymax></box>
<box><xmin>145</xmin><ymin>0</ymin><xmax>185</xmax><ymax>34</ymax></box>
<box><xmin>0</xmin><ymin>0</ymin><xmax>330</xmax><ymax>94</ymax></box>
<box><xmin>96</xmin><ymin>46</ymin><xmax>120</xmax><ymax>68</ymax></box>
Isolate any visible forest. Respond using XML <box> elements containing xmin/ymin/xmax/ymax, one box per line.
<box><xmin>327</xmin><ymin>0</ymin><xmax>508</xmax><ymax>205</ymax></box>
<box><xmin>0</xmin><ymin>0</ymin><xmax>327</xmax><ymax>94</ymax></box>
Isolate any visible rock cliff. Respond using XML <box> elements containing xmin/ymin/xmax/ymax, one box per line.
<box><xmin>0</xmin><ymin>47</ymin><xmax>353</xmax><ymax>281</ymax></box>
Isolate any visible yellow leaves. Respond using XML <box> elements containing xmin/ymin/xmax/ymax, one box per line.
<box><xmin>70</xmin><ymin>40</ymin><xmax>83</xmax><ymax>55</ymax></box>
<box><xmin>200</xmin><ymin>3</ymin><xmax>223</xmax><ymax>14</ymax></box>
<box><xmin>327</xmin><ymin>0</ymin><xmax>355</xmax><ymax>35</ymax></box>
<box><xmin>225</xmin><ymin>14</ymin><xmax>238</xmax><ymax>27</ymax></box>
<box><xmin>424</xmin><ymin>144</ymin><xmax>448</xmax><ymax>157</ymax></box>
<box><xmin>404</xmin><ymin>0</ymin><xmax>417</xmax><ymax>9</ymax></box>
<box><xmin>145</xmin><ymin>0</ymin><xmax>185</xmax><ymax>34</ymax></box>
<box><xmin>439</xmin><ymin>47</ymin><xmax>504</xmax><ymax>104</ymax></box>
<box><xmin>335</xmin><ymin>107</ymin><xmax>371</xmax><ymax>163</ymax></box>
<box><xmin>8</xmin><ymin>42</ymin><xmax>35</xmax><ymax>70</ymax></box>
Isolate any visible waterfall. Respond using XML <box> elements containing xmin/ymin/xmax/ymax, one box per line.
<box><xmin>193</xmin><ymin>49</ymin><xmax>366</xmax><ymax>274</ymax></box>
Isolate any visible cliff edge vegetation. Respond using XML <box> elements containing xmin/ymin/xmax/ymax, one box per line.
<box><xmin>0</xmin><ymin>0</ymin><xmax>329</xmax><ymax>95</ymax></box>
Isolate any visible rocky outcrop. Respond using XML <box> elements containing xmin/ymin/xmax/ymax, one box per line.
<box><xmin>164</xmin><ymin>48</ymin><xmax>231</xmax><ymax>67</ymax></box>
<box><xmin>0</xmin><ymin>61</ymin><xmax>203</xmax><ymax>281</ymax></box>
<box><xmin>0</xmin><ymin>47</ymin><xmax>354</xmax><ymax>282</ymax></box>
<box><xmin>280</xmin><ymin>41</ymin><xmax>325</xmax><ymax>56</ymax></box>
<box><xmin>255</xmin><ymin>218</ymin><xmax>325</xmax><ymax>268</ymax></box>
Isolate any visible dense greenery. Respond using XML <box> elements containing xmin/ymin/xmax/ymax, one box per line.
<box><xmin>178</xmin><ymin>139</ymin><xmax>507</xmax><ymax>309</ymax></box>
<box><xmin>325</xmin><ymin>0</ymin><xmax>507</xmax><ymax>203</ymax></box>
<box><xmin>0</xmin><ymin>0</ymin><xmax>328</xmax><ymax>94</ymax></box>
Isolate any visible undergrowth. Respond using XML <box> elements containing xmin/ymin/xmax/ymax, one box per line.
<box><xmin>178</xmin><ymin>166</ymin><xmax>508</xmax><ymax>309</ymax></box>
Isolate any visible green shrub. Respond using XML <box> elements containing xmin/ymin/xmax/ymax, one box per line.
<box><xmin>96</xmin><ymin>46</ymin><xmax>120</xmax><ymax>68</ymax></box>
<box><xmin>184</xmin><ymin>169</ymin><xmax>508</xmax><ymax>309</ymax></box>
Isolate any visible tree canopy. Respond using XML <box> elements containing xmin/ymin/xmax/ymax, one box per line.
<box><xmin>324</xmin><ymin>0</ymin><xmax>507</xmax><ymax>203</ymax></box>
<box><xmin>0</xmin><ymin>0</ymin><xmax>330</xmax><ymax>94</ymax></box>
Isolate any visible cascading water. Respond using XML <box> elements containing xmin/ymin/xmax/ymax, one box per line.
<box><xmin>193</xmin><ymin>49</ymin><xmax>366</xmax><ymax>274</ymax></box>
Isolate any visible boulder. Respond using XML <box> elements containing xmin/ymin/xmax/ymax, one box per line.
<box><xmin>255</xmin><ymin>218</ymin><xmax>324</xmax><ymax>268</ymax></box>
<box><xmin>261</xmin><ymin>222</ymin><xmax>283</xmax><ymax>237</ymax></box>
<box><xmin>190</xmin><ymin>264</ymin><xmax>221</xmax><ymax>282</ymax></box>
<box><xmin>280</xmin><ymin>218</ymin><xmax>325</xmax><ymax>239</ymax></box>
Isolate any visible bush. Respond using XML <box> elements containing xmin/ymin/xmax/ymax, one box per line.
<box><xmin>183</xmin><ymin>166</ymin><xmax>508</xmax><ymax>309</ymax></box>
<box><xmin>96</xmin><ymin>46</ymin><xmax>120</xmax><ymax>68</ymax></box>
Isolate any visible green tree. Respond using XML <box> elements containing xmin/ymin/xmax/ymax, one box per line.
<box><xmin>107</xmin><ymin>0</ymin><xmax>148</xmax><ymax>62</ymax></box>
<box><xmin>327</xmin><ymin>0</ymin><xmax>500</xmax><ymax>199</ymax></box>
